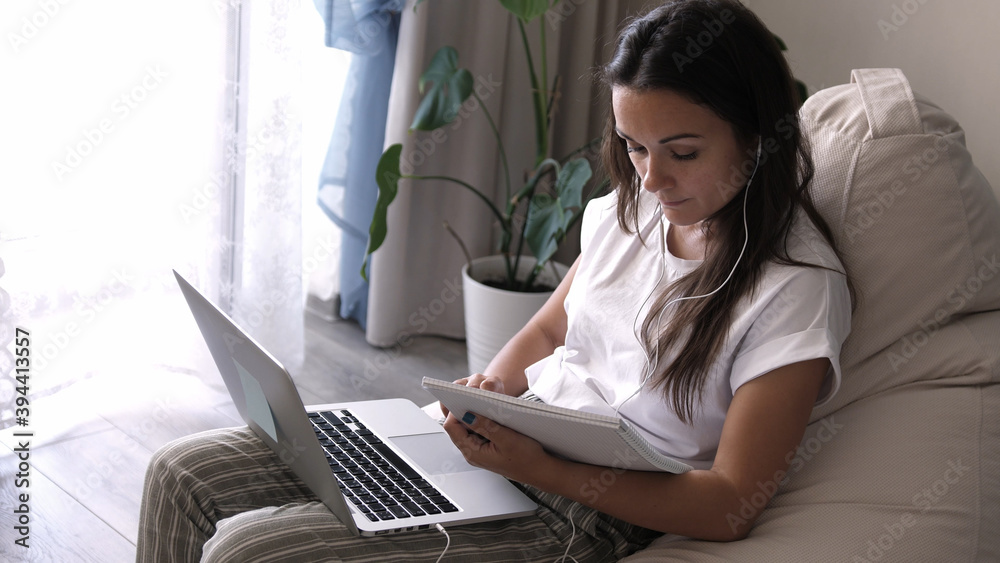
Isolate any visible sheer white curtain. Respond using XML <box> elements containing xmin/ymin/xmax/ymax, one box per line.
<box><xmin>0</xmin><ymin>0</ymin><xmax>308</xmax><ymax>426</ymax></box>
<box><xmin>229</xmin><ymin>0</ymin><xmax>305</xmax><ymax>371</ymax></box>
<box><xmin>1</xmin><ymin>0</ymin><xmax>240</xmax><ymax>422</ymax></box>
<box><xmin>171</xmin><ymin>0</ymin><xmax>305</xmax><ymax>372</ymax></box>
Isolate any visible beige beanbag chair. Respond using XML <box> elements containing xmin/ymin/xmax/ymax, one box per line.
<box><xmin>623</xmin><ymin>69</ymin><xmax>1000</xmax><ymax>562</ymax></box>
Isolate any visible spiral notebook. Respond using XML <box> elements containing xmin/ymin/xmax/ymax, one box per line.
<box><xmin>421</xmin><ymin>378</ymin><xmax>692</xmax><ymax>473</ymax></box>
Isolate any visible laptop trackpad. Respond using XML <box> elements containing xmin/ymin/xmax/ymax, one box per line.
<box><xmin>390</xmin><ymin>433</ymin><xmax>479</xmax><ymax>475</ymax></box>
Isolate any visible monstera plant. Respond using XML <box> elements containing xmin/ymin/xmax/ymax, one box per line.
<box><xmin>361</xmin><ymin>0</ymin><xmax>605</xmax><ymax>292</ymax></box>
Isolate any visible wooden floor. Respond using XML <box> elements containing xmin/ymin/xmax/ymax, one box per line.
<box><xmin>0</xmin><ymin>288</ymin><xmax>469</xmax><ymax>562</ymax></box>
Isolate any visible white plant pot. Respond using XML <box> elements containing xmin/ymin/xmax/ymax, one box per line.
<box><xmin>462</xmin><ymin>255</ymin><xmax>569</xmax><ymax>375</ymax></box>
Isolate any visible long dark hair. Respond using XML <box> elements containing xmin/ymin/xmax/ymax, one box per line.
<box><xmin>600</xmin><ymin>0</ymin><xmax>853</xmax><ymax>422</ymax></box>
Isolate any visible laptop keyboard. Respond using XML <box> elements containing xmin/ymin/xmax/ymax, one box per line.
<box><xmin>309</xmin><ymin>409</ymin><xmax>459</xmax><ymax>522</ymax></box>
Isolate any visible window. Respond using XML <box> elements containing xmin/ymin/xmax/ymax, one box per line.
<box><xmin>0</xmin><ymin>0</ymin><xmax>351</xmax><ymax>423</ymax></box>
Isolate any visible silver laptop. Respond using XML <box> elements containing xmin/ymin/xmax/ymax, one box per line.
<box><xmin>173</xmin><ymin>270</ymin><xmax>537</xmax><ymax>536</ymax></box>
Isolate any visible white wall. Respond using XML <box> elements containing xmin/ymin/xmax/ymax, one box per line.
<box><xmin>745</xmin><ymin>0</ymin><xmax>1000</xmax><ymax>196</ymax></box>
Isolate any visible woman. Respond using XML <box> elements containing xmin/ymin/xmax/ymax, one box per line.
<box><xmin>137</xmin><ymin>1</ymin><xmax>852</xmax><ymax>560</ymax></box>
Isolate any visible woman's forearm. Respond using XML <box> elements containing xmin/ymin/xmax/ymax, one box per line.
<box><xmin>469</xmin><ymin>361</ymin><xmax>828</xmax><ymax>542</ymax></box>
<box><xmin>481</xmin><ymin>320</ymin><xmax>558</xmax><ymax>396</ymax></box>
<box><xmin>479</xmin><ymin>258</ymin><xmax>579</xmax><ymax>397</ymax></box>
<box><xmin>445</xmin><ymin>415</ymin><xmax>757</xmax><ymax>541</ymax></box>
<box><xmin>530</xmin><ymin>456</ymin><xmax>749</xmax><ymax>541</ymax></box>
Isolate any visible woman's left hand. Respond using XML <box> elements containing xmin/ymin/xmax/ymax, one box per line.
<box><xmin>442</xmin><ymin>411</ymin><xmax>553</xmax><ymax>485</ymax></box>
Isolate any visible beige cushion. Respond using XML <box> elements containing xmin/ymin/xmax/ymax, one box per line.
<box><xmin>625</xmin><ymin>385</ymin><xmax>999</xmax><ymax>562</ymax></box>
<box><xmin>626</xmin><ymin>69</ymin><xmax>1000</xmax><ymax>561</ymax></box>
<box><xmin>805</xmin><ymin>68</ymin><xmax>1000</xmax><ymax>416</ymax></box>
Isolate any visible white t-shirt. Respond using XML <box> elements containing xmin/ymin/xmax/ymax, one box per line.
<box><xmin>525</xmin><ymin>190</ymin><xmax>852</xmax><ymax>470</ymax></box>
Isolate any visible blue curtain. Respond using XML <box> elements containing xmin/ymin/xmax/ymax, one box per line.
<box><xmin>313</xmin><ymin>0</ymin><xmax>403</xmax><ymax>328</ymax></box>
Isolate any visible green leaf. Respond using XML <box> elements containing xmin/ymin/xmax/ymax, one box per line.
<box><xmin>524</xmin><ymin>193</ymin><xmax>564</xmax><ymax>266</ymax></box>
<box><xmin>524</xmin><ymin>158</ymin><xmax>592</xmax><ymax>267</ymax></box>
<box><xmin>772</xmin><ymin>33</ymin><xmax>788</xmax><ymax>51</ymax></box>
<box><xmin>499</xmin><ymin>0</ymin><xmax>551</xmax><ymax>22</ymax></box>
<box><xmin>410</xmin><ymin>46</ymin><xmax>474</xmax><ymax>131</ymax></box>
<box><xmin>553</xmin><ymin>157</ymin><xmax>590</xmax><ymax>212</ymax></box>
<box><xmin>361</xmin><ymin>144</ymin><xmax>403</xmax><ymax>281</ymax></box>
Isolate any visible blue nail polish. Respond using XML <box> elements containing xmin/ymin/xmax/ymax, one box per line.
<box><xmin>462</xmin><ymin>412</ymin><xmax>476</xmax><ymax>424</ymax></box>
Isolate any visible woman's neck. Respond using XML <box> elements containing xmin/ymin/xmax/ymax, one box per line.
<box><xmin>666</xmin><ymin>221</ymin><xmax>709</xmax><ymax>261</ymax></box>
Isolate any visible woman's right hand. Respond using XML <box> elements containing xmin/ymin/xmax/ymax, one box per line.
<box><xmin>439</xmin><ymin>373</ymin><xmax>507</xmax><ymax>418</ymax></box>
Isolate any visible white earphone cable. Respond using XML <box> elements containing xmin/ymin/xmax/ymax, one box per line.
<box><xmin>555</xmin><ymin>504</ymin><xmax>580</xmax><ymax>563</ymax></box>
<box><xmin>434</xmin><ymin>523</ymin><xmax>450</xmax><ymax>563</ymax></box>
<box><xmin>615</xmin><ymin>140</ymin><xmax>762</xmax><ymax>417</ymax></box>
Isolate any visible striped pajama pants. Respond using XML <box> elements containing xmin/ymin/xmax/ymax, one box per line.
<box><xmin>135</xmin><ymin>426</ymin><xmax>662</xmax><ymax>562</ymax></box>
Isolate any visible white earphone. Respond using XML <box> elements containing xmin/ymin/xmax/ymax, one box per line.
<box><xmin>614</xmin><ymin>137</ymin><xmax>763</xmax><ymax>417</ymax></box>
